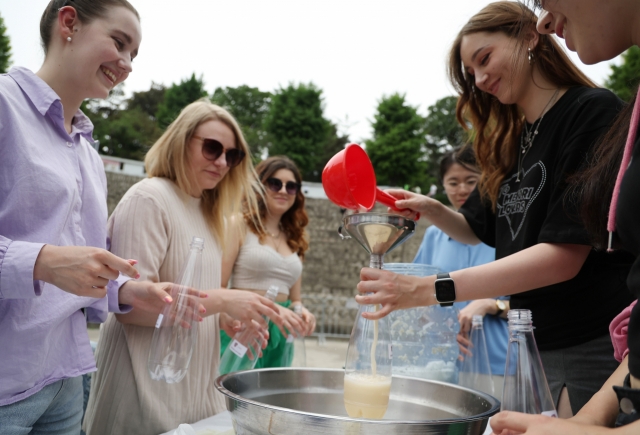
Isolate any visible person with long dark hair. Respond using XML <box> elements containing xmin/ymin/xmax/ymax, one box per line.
<box><xmin>414</xmin><ymin>146</ymin><xmax>508</xmax><ymax>398</ymax></box>
<box><xmin>488</xmin><ymin>1</ymin><xmax>640</xmax><ymax>433</ymax></box>
<box><xmin>221</xmin><ymin>156</ymin><xmax>316</xmax><ymax>368</ymax></box>
<box><xmin>354</xmin><ymin>1</ymin><xmax>634</xmax><ymax>418</ymax></box>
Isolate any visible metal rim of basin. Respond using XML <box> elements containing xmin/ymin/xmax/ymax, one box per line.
<box><xmin>214</xmin><ymin>367</ymin><xmax>500</xmax><ymax>426</ymax></box>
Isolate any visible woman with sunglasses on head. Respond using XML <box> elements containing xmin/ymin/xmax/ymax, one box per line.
<box><xmin>221</xmin><ymin>156</ymin><xmax>316</xmax><ymax>368</ymax></box>
<box><xmin>0</xmin><ymin>1</ymin><xmax>177</xmax><ymax>432</ymax></box>
<box><xmin>355</xmin><ymin>1</ymin><xmax>635</xmax><ymax>419</ymax></box>
<box><xmin>83</xmin><ymin>100</ymin><xmax>284</xmax><ymax>435</ymax></box>
<box><xmin>487</xmin><ymin>1</ymin><xmax>640</xmax><ymax>434</ymax></box>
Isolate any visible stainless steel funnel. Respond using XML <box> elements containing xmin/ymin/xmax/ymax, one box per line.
<box><xmin>339</xmin><ymin>213</ymin><xmax>416</xmax><ymax>269</ymax></box>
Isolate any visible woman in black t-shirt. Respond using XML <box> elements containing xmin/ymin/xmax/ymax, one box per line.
<box><xmin>355</xmin><ymin>1</ymin><xmax>634</xmax><ymax>418</ymax></box>
<box><xmin>486</xmin><ymin>1</ymin><xmax>640</xmax><ymax>434</ymax></box>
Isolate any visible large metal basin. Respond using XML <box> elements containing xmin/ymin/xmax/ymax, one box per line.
<box><xmin>215</xmin><ymin>368</ymin><xmax>499</xmax><ymax>434</ymax></box>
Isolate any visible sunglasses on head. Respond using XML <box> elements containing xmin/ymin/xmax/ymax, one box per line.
<box><xmin>265</xmin><ymin>177</ymin><xmax>301</xmax><ymax>195</ymax></box>
<box><xmin>192</xmin><ymin>136</ymin><xmax>246</xmax><ymax>168</ymax></box>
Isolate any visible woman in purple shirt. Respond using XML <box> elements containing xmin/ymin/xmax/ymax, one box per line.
<box><xmin>0</xmin><ymin>1</ymin><xmax>173</xmax><ymax>433</ymax></box>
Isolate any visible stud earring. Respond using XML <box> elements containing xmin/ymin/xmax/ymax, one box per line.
<box><xmin>67</xmin><ymin>36</ymin><xmax>72</xmax><ymax>42</ymax></box>
<box><xmin>528</xmin><ymin>47</ymin><xmax>535</xmax><ymax>65</ymax></box>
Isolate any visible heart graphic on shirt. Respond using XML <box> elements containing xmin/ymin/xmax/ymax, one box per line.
<box><xmin>496</xmin><ymin>161</ymin><xmax>547</xmax><ymax>241</ymax></box>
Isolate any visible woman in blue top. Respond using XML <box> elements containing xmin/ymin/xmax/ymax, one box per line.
<box><xmin>414</xmin><ymin>147</ymin><xmax>508</xmax><ymax>396</ymax></box>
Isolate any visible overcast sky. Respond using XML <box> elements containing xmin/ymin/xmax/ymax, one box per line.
<box><xmin>1</xmin><ymin>0</ymin><xmax>621</xmax><ymax>142</ymax></box>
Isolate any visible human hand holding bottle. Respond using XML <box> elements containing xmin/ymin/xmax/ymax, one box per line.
<box><xmin>279</xmin><ymin>305</ymin><xmax>305</xmax><ymax>338</ymax></box>
<box><xmin>211</xmin><ymin>289</ymin><xmax>284</xmax><ymax>334</ymax></box>
<box><xmin>33</xmin><ymin>245</ymin><xmax>140</xmax><ymax>298</ymax></box>
<box><xmin>356</xmin><ymin>268</ymin><xmax>436</xmax><ymax>319</ymax></box>
<box><xmin>299</xmin><ymin>306</ymin><xmax>316</xmax><ymax>336</ymax></box>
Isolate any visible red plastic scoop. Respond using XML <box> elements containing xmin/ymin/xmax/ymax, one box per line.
<box><xmin>322</xmin><ymin>143</ymin><xmax>404</xmax><ymax>212</ymax></box>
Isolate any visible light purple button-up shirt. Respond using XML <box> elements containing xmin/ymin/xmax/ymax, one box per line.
<box><xmin>0</xmin><ymin>67</ymin><xmax>130</xmax><ymax>406</ymax></box>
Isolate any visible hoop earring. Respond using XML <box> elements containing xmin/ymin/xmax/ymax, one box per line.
<box><xmin>528</xmin><ymin>47</ymin><xmax>535</xmax><ymax>65</ymax></box>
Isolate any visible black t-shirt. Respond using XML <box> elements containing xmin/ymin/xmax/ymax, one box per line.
<box><xmin>460</xmin><ymin>86</ymin><xmax>634</xmax><ymax>351</ymax></box>
<box><xmin>616</xmin><ymin>117</ymin><xmax>640</xmax><ymax>377</ymax></box>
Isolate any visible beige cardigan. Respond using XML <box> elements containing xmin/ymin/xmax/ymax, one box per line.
<box><xmin>84</xmin><ymin>177</ymin><xmax>226</xmax><ymax>435</ymax></box>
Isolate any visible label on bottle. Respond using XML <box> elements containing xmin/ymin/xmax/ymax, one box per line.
<box><xmin>154</xmin><ymin>314</ymin><xmax>164</xmax><ymax>328</ymax></box>
<box><xmin>229</xmin><ymin>339</ymin><xmax>248</xmax><ymax>357</ymax></box>
<box><xmin>542</xmin><ymin>410</ymin><xmax>558</xmax><ymax>418</ymax></box>
<box><xmin>286</xmin><ymin>334</ymin><xmax>295</xmax><ymax>343</ymax></box>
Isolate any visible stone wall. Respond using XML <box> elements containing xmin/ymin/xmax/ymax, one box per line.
<box><xmin>106</xmin><ymin>172</ymin><xmax>430</xmax><ymax>333</ymax></box>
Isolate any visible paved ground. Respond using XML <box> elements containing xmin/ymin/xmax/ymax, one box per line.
<box><xmin>88</xmin><ymin>326</ymin><xmax>349</xmax><ymax>369</ymax></box>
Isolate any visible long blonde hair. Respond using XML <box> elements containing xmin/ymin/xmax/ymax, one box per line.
<box><xmin>145</xmin><ymin>99</ymin><xmax>263</xmax><ymax>249</ymax></box>
<box><xmin>448</xmin><ymin>1</ymin><xmax>596</xmax><ymax>209</ymax></box>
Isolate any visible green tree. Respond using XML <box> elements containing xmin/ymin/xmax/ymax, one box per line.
<box><xmin>211</xmin><ymin>85</ymin><xmax>272</xmax><ymax>161</ymax></box>
<box><xmin>83</xmin><ymin>84</ymin><xmax>163</xmax><ymax>160</ymax></box>
<box><xmin>128</xmin><ymin>82</ymin><xmax>166</xmax><ymax>121</ymax></box>
<box><xmin>365</xmin><ymin>93</ymin><xmax>427</xmax><ymax>189</ymax></box>
<box><xmin>0</xmin><ymin>13</ymin><xmax>13</xmax><ymax>73</ymax></box>
<box><xmin>264</xmin><ymin>83</ymin><xmax>332</xmax><ymax>180</ymax></box>
<box><xmin>606</xmin><ymin>46</ymin><xmax>640</xmax><ymax>102</ymax></box>
<box><xmin>156</xmin><ymin>73</ymin><xmax>208</xmax><ymax>127</ymax></box>
<box><xmin>310</xmin><ymin>124</ymin><xmax>349</xmax><ymax>182</ymax></box>
<box><xmin>423</xmin><ymin>96</ymin><xmax>466</xmax><ymax>186</ymax></box>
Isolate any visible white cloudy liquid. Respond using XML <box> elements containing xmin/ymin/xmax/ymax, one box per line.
<box><xmin>343</xmin><ymin>373</ymin><xmax>392</xmax><ymax>419</ymax></box>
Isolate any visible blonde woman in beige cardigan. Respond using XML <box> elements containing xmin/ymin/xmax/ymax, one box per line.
<box><xmin>83</xmin><ymin>100</ymin><xmax>284</xmax><ymax>435</ymax></box>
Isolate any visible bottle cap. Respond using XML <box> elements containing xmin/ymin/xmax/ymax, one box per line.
<box><xmin>265</xmin><ymin>285</ymin><xmax>279</xmax><ymax>301</ymax></box>
<box><xmin>472</xmin><ymin>314</ymin><xmax>483</xmax><ymax>326</ymax></box>
<box><xmin>190</xmin><ymin>236</ymin><xmax>205</xmax><ymax>250</ymax></box>
<box><xmin>507</xmin><ymin>309</ymin><xmax>533</xmax><ymax>329</ymax></box>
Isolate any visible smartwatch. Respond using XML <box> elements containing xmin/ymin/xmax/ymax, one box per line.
<box><xmin>434</xmin><ymin>273</ymin><xmax>456</xmax><ymax>307</ymax></box>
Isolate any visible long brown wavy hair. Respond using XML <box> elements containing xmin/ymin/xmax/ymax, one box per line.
<box><xmin>448</xmin><ymin>1</ymin><xmax>596</xmax><ymax>209</ymax></box>
<box><xmin>244</xmin><ymin>156</ymin><xmax>310</xmax><ymax>260</ymax></box>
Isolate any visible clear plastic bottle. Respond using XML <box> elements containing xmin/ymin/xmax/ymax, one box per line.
<box><xmin>343</xmin><ymin>301</ymin><xmax>393</xmax><ymax>419</ymax></box>
<box><xmin>422</xmin><ymin>304</ymin><xmax>461</xmax><ymax>384</ymax></box>
<box><xmin>282</xmin><ymin>304</ymin><xmax>307</xmax><ymax>367</ymax></box>
<box><xmin>501</xmin><ymin>309</ymin><xmax>557</xmax><ymax>417</ymax></box>
<box><xmin>458</xmin><ymin>314</ymin><xmax>494</xmax><ymax>396</ymax></box>
<box><xmin>382</xmin><ymin>265</ymin><xmax>458</xmax><ymax>384</ymax></box>
<box><xmin>148</xmin><ymin>236</ymin><xmax>204</xmax><ymax>384</ymax></box>
<box><xmin>219</xmin><ymin>285</ymin><xmax>279</xmax><ymax>375</ymax></box>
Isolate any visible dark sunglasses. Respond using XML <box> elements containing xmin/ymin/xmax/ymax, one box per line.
<box><xmin>266</xmin><ymin>177</ymin><xmax>301</xmax><ymax>195</ymax></box>
<box><xmin>192</xmin><ymin>136</ymin><xmax>246</xmax><ymax>168</ymax></box>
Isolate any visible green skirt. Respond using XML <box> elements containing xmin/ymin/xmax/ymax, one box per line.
<box><xmin>220</xmin><ymin>300</ymin><xmax>292</xmax><ymax>369</ymax></box>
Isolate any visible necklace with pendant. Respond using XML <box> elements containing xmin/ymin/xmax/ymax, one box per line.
<box><xmin>267</xmin><ymin>225</ymin><xmax>283</xmax><ymax>251</ymax></box>
<box><xmin>516</xmin><ymin>88</ymin><xmax>560</xmax><ymax>182</ymax></box>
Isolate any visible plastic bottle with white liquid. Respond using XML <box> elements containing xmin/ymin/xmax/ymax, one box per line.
<box><xmin>343</xmin><ymin>300</ymin><xmax>392</xmax><ymax>419</ymax></box>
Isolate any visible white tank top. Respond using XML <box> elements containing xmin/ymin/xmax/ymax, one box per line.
<box><xmin>230</xmin><ymin>230</ymin><xmax>303</xmax><ymax>296</ymax></box>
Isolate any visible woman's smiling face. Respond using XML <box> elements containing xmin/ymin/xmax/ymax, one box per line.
<box><xmin>536</xmin><ymin>0</ymin><xmax>634</xmax><ymax>64</ymax></box>
<box><xmin>460</xmin><ymin>31</ymin><xmax>533</xmax><ymax>106</ymax></box>
<box><xmin>62</xmin><ymin>6</ymin><xmax>141</xmax><ymax>99</ymax></box>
